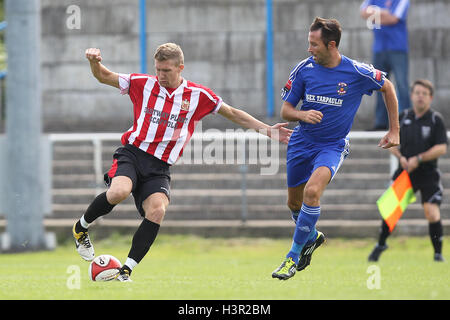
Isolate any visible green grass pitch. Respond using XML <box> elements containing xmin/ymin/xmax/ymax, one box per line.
<box><xmin>0</xmin><ymin>234</ymin><xmax>448</xmax><ymax>300</ymax></box>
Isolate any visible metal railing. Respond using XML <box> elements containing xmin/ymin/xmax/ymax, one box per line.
<box><xmin>48</xmin><ymin>130</ymin><xmax>394</xmax><ymax>183</ymax></box>
<box><xmin>48</xmin><ymin>131</ymin><xmax>398</xmax><ymax>221</ymax></box>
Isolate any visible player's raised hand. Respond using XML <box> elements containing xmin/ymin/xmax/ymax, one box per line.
<box><xmin>269</xmin><ymin>122</ymin><xmax>293</xmax><ymax>144</ymax></box>
<box><xmin>85</xmin><ymin>48</ymin><xmax>102</xmax><ymax>63</ymax></box>
<box><xmin>85</xmin><ymin>48</ymin><xmax>119</xmax><ymax>88</ymax></box>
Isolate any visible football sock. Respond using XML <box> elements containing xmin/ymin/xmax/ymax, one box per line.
<box><xmin>291</xmin><ymin>210</ymin><xmax>318</xmax><ymax>245</ymax></box>
<box><xmin>121</xmin><ymin>258</ymin><xmax>137</xmax><ymax>275</ymax></box>
<box><xmin>286</xmin><ymin>204</ymin><xmax>320</xmax><ymax>263</ymax></box>
<box><xmin>305</xmin><ymin>227</ymin><xmax>318</xmax><ymax>245</ymax></box>
<box><xmin>75</xmin><ymin>220</ymin><xmax>87</xmax><ymax>233</ymax></box>
<box><xmin>377</xmin><ymin>220</ymin><xmax>391</xmax><ymax>246</ymax></box>
<box><xmin>124</xmin><ymin>258</ymin><xmax>138</xmax><ymax>271</ymax></box>
<box><xmin>79</xmin><ymin>215</ymin><xmax>89</xmax><ymax>229</ymax></box>
<box><xmin>127</xmin><ymin>218</ymin><xmax>160</xmax><ymax>267</ymax></box>
<box><xmin>291</xmin><ymin>209</ymin><xmax>300</xmax><ymax>223</ymax></box>
<box><xmin>429</xmin><ymin>220</ymin><xmax>443</xmax><ymax>254</ymax></box>
<box><xmin>75</xmin><ymin>192</ymin><xmax>116</xmax><ymax>233</ymax></box>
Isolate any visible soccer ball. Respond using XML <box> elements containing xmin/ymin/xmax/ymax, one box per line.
<box><xmin>88</xmin><ymin>254</ymin><xmax>122</xmax><ymax>281</ymax></box>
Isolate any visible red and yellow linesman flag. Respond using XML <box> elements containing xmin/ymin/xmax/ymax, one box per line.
<box><xmin>376</xmin><ymin>170</ymin><xmax>416</xmax><ymax>232</ymax></box>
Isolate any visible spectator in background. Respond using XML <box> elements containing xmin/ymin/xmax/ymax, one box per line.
<box><xmin>368</xmin><ymin>79</ymin><xmax>448</xmax><ymax>262</ymax></box>
<box><xmin>360</xmin><ymin>0</ymin><xmax>411</xmax><ymax>130</ymax></box>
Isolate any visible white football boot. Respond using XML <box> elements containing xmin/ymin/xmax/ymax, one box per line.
<box><xmin>72</xmin><ymin>223</ymin><xmax>95</xmax><ymax>261</ymax></box>
<box><xmin>115</xmin><ymin>269</ymin><xmax>132</xmax><ymax>282</ymax></box>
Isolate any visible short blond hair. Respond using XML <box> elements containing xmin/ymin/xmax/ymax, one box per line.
<box><xmin>154</xmin><ymin>43</ymin><xmax>184</xmax><ymax>66</ymax></box>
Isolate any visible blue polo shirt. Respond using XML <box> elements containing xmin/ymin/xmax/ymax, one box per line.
<box><xmin>361</xmin><ymin>0</ymin><xmax>410</xmax><ymax>52</ymax></box>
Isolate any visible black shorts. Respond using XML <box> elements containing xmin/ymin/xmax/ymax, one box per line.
<box><xmin>393</xmin><ymin>167</ymin><xmax>443</xmax><ymax>206</ymax></box>
<box><xmin>104</xmin><ymin>144</ymin><xmax>171</xmax><ymax>217</ymax></box>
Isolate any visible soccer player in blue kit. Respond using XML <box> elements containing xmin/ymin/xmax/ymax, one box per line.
<box><xmin>272</xmin><ymin>17</ymin><xmax>400</xmax><ymax>280</ymax></box>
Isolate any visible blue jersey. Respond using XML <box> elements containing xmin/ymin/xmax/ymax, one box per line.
<box><xmin>281</xmin><ymin>55</ymin><xmax>385</xmax><ymax>143</ymax></box>
<box><xmin>360</xmin><ymin>0</ymin><xmax>410</xmax><ymax>52</ymax></box>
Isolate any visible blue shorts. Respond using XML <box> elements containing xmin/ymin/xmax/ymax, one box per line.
<box><xmin>286</xmin><ymin>131</ymin><xmax>350</xmax><ymax>188</ymax></box>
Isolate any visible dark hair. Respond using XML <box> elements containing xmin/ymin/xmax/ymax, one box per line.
<box><xmin>309</xmin><ymin>17</ymin><xmax>342</xmax><ymax>48</ymax></box>
<box><xmin>412</xmin><ymin>79</ymin><xmax>434</xmax><ymax>96</ymax></box>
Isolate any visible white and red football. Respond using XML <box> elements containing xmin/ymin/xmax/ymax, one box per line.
<box><xmin>88</xmin><ymin>254</ymin><xmax>122</xmax><ymax>281</ymax></box>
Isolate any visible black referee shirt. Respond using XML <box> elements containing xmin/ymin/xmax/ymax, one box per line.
<box><xmin>398</xmin><ymin>108</ymin><xmax>448</xmax><ymax>171</ymax></box>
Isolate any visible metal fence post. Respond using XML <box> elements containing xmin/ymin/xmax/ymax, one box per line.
<box><xmin>93</xmin><ymin>138</ymin><xmax>103</xmax><ymax>195</ymax></box>
<box><xmin>2</xmin><ymin>0</ymin><xmax>53</xmax><ymax>251</ymax></box>
<box><xmin>239</xmin><ymin>136</ymin><xmax>248</xmax><ymax>223</ymax></box>
<box><xmin>240</xmin><ymin>163</ymin><xmax>248</xmax><ymax>223</ymax></box>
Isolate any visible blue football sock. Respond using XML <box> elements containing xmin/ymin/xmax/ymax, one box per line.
<box><xmin>291</xmin><ymin>209</ymin><xmax>300</xmax><ymax>223</ymax></box>
<box><xmin>286</xmin><ymin>204</ymin><xmax>321</xmax><ymax>263</ymax></box>
<box><xmin>306</xmin><ymin>227</ymin><xmax>318</xmax><ymax>245</ymax></box>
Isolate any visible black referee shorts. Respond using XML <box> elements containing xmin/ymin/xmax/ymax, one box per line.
<box><xmin>393</xmin><ymin>167</ymin><xmax>443</xmax><ymax>206</ymax></box>
<box><xmin>104</xmin><ymin>144</ymin><xmax>171</xmax><ymax>217</ymax></box>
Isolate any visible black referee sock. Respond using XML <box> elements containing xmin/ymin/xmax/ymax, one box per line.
<box><xmin>429</xmin><ymin>220</ymin><xmax>443</xmax><ymax>254</ymax></box>
<box><xmin>75</xmin><ymin>192</ymin><xmax>116</xmax><ymax>233</ymax></box>
<box><xmin>127</xmin><ymin>218</ymin><xmax>160</xmax><ymax>265</ymax></box>
<box><xmin>377</xmin><ymin>220</ymin><xmax>391</xmax><ymax>247</ymax></box>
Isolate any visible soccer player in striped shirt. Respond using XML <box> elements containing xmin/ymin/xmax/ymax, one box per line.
<box><xmin>72</xmin><ymin>43</ymin><xmax>292</xmax><ymax>281</ymax></box>
<box><xmin>271</xmin><ymin>17</ymin><xmax>400</xmax><ymax>280</ymax></box>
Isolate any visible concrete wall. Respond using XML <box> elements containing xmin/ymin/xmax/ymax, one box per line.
<box><xmin>40</xmin><ymin>0</ymin><xmax>450</xmax><ymax>132</ymax></box>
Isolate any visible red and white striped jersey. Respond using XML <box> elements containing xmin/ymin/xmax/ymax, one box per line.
<box><xmin>118</xmin><ymin>73</ymin><xmax>223</xmax><ymax>165</ymax></box>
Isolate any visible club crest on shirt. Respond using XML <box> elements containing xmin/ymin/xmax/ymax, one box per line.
<box><xmin>337</xmin><ymin>82</ymin><xmax>348</xmax><ymax>95</ymax></box>
<box><xmin>181</xmin><ymin>99</ymin><xmax>190</xmax><ymax>111</ymax></box>
<box><xmin>422</xmin><ymin>126</ymin><xmax>431</xmax><ymax>139</ymax></box>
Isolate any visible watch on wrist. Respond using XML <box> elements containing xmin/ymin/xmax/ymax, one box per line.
<box><xmin>417</xmin><ymin>155</ymin><xmax>423</xmax><ymax>163</ymax></box>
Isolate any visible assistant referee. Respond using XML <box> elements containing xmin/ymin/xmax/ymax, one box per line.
<box><xmin>369</xmin><ymin>79</ymin><xmax>448</xmax><ymax>262</ymax></box>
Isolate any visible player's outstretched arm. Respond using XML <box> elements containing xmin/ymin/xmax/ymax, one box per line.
<box><xmin>280</xmin><ymin>101</ymin><xmax>323</xmax><ymax>124</ymax></box>
<box><xmin>85</xmin><ymin>48</ymin><xmax>119</xmax><ymax>89</ymax></box>
<box><xmin>218</xmin><ymin>102</ymin><xmax>292</xmax><ymax>144</ymax></box>
<box><xmin>378</xmin><ymin>79</ymin><xmax>400</xmax><ymax>149</ymax></box>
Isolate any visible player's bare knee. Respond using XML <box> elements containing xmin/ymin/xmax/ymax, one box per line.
<box><xmin>303</xmin><ymin>185</ymin><xmax>321</xmax><ymax>204</ymax></box>
<box><xmin>424</xmin><ymin>208</ymin><xmax>440</xmax><ymax>223</ymax></box>
<box><xmin>145</xmin><ymin>205</ymin><xmax>166</xmax><ymax>224</ymax></box>
<box><xmin>106</xmin><ymin>187</ymin><xmax>130</xmax><ymax>204</ymax></box>
<box><xmin>423</xmin><ymin>202</ymin><xmax>441</xmax><ymax>223</ymax></box>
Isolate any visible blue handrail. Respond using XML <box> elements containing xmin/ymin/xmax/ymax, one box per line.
<box><xmin>139</xmin><ymin>0</ymin><xmax>147</xmax><ymax>74</ymax></box>
<box><xmin>265</xmin><ymin>0</ymin><xmax>274</xmax><ymax>118</ymax></box>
